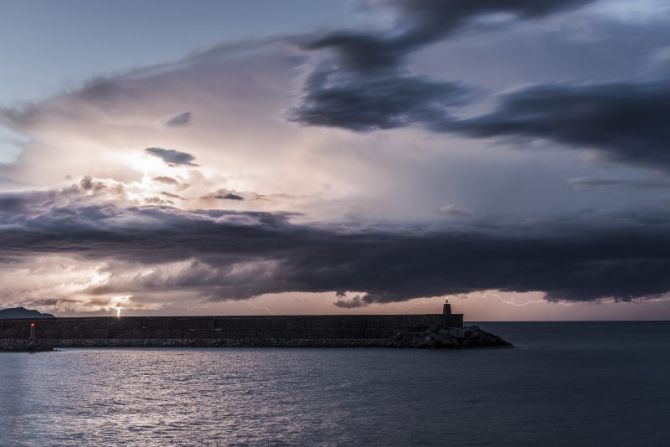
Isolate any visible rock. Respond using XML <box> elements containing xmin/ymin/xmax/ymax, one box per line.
<box><xmin>0</xmin><ymin>339</ymin><xmax>55</xmax><ymax>352</ymax></box>
<box><xmin>403</xmin><ymin>325</ymin><xmax>512</xmax><ymax>349</ymax></box>
<box><xmin>0</xmin><ymin>307</ymin><xmax>55</xmax><ymax>320</ymax></box>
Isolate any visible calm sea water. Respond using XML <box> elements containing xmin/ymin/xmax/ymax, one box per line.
<box><xmin>1</xmin><ymin>322</ymin><xmax>669</xmax><ymax>446</ymax></box>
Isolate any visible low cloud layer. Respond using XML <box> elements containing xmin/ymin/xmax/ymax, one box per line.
<box><xmin>2</xmin><ymin>188</ymin><xmax>670</xmax><ymax>305</ymax></box>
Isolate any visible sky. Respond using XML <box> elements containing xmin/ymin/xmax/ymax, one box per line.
<box><xmin>1</xmin><ymin>0</ymin><xmax>670</xmax><ymax>319</ymax></box>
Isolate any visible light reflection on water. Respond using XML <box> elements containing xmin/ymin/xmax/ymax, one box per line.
<box><xmin>1</xmin><ymin>322</ymin><xmax>670</xmax><ymax>446</ymax></box>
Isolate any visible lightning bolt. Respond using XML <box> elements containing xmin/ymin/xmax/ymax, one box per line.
<box><xmin>245</xmin><ymin>301</ymin><xmax>275</xmax><ymax>315</ymax></box>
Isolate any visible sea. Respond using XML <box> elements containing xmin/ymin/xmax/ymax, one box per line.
<box><xmin>1</xmin><ymin>322</ymin><xmax>669</xmax><ymax>446</ymax></box>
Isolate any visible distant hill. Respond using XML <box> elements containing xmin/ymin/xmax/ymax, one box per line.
<box><xmin>0</xmin><ymin>307</ymin><xmax>56</xmax><ymax>319</ymax></box>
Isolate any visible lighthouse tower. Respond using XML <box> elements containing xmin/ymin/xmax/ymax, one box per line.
<box><xmin>441</xmin><ymin>300</ymin><xmax>464</xmax><ymax>328</ymax></box>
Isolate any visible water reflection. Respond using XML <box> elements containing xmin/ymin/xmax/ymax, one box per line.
<box><xmin>1</xmin><ymin>323</ymin><xmax>669</xmax><ymax>446</ymax></box>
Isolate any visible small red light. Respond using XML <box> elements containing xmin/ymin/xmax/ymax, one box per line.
<box><xmin>30</xmin><ymin>323</ymin><xmax>36</xmax><ymax>328</ymax></box>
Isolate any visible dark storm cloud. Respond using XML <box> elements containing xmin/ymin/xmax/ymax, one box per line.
<box><xmin>302</xmin><ymin>0</ymin><xmax>594</xmax><ymax>72</ymax></box>
<box><xmin>296</xmin><ymin>67</ymin><xmax>670</xmax><ymax>173</ymax></box>
<box><xmin>291</xmin><ymin>70</ymin><xmax>471</xmax><ymax>131</ymax></box>
<box><xmin>0</xmin><ymin>190</ymin><xmax>64</xmax><ymax>214</ymax></box>
<box><xmin>292</xmin><ymin>0</ymin><xmax>670</xmax><ymax>172</ymax></box>
<box><xmin>292</xmin><ymin>0</ymin><xmax>593</xmax><ymax>134</ymax></box>
<box><xmin>145</xmin><ymin>147</ymin><xmax>198</xmax><ymax>166</ymax></box>
<box><xmin>450</xmin><ymin>81</ymin><xmax>670</xmax><ymax>171</ymax></box>
<box><xmin>3</xmin><ymin>190</ymin><xmax>670</xmax><ymax>304</ymax></box>
<box><xmin>165</xmin><ymin>111</ymin><xmax>192</xmax><ymax>127</ymax></box>
<box><xmin>0</xmin><ymin>196</ymin><xmax>28</xmax><ymax>213</ymax></box>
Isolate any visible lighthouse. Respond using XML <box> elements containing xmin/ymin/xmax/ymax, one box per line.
<box><xmin>442</xmin><ymin>299</ymin><xmax>464</xmax><ymax>328</ymax></box>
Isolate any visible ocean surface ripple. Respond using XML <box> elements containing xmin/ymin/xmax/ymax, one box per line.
<box><xmin>1</xmin><ymin>322</ymin><xmax>669</xmax><ymax>446</ymax></box>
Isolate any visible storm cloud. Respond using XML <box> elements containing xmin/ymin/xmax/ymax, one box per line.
<box><xmin>2</xmin><ymin>189</ymin><xmax>670</xmax><ymax>305</ymax></box>
<box><xmin>301</xmin><ymin>0</ymin><xmax>594</xmax><ymax>72</ymax></box>
<box><xmin>291</xmin><ymin>0</ymin><xmax>670</xmax><ymax>175</ymax></box>
<box><xmin>451</xmin><ymin>81</ymin><xmax>670</xmax><ymax>171</ymax></box>
<box><xmin>292</xmin><ymin>0</ymin><xmax>597</xmax><ymax>140</ymax></box>
<box><xmin>291</xmin><ymin>71</ymin><xmax>470</xmax><ymax>132</ymax></box>
<box><xmin>295</xmin><ymin>66</ymin><xmax>670</xmax><ymax>173</ymax></box>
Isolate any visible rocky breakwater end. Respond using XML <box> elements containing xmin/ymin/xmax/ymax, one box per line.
<box><xmin>394</xmin><ymin>325</ymin><xmax>513</xmax><ymax>349</ymax></box>
<box><xmin>0</xmin><ymin>339</ymin><xmax>55</xmax><ymax>352</ymax></box>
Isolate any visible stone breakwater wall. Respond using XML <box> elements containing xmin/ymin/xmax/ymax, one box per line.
<box><xmin>0</xmin><ymin>315</ymin><xmax>444</xmax><ymax>341</ymax></box>
<box><xmin>0</xmin><ymin>339</ymin><xmax>55</xmax><ymax>352</ymax></box>
<box><xmin>0</xmin><ymin>328</ymin><xmax>511</xmax><ymax>350</ymax></box>
<box><xmin>0</xmin><ymin>315</ymin><xmax>513</xmax><ymax>350</ymax></box>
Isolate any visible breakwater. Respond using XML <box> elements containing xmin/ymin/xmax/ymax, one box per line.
<box><xmin>0</xmin><ymin>314</ymin><xmax>445</xmax><ymax>341</ymax></box>
<box><xmin>0</xmin><ymin>302</ymin><xmax>512</xmax><ymax>349</ymax></box>
<box><xmin>0</xmin><ymin>338</ymin><xmax>55</xmax><ymax>352</ymax></box>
